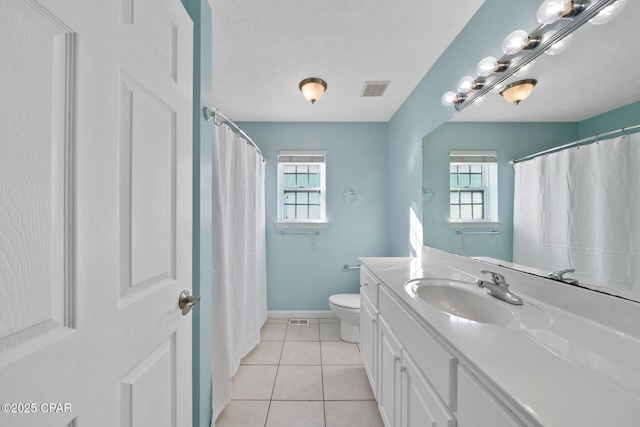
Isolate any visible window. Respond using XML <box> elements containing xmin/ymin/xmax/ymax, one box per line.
<box><xmin>449</xmin><ymin>151</ymin><xmax>498</xmax><ymax>223</ymax></box>
<box><xmin>277</xmin><ymin>151</ymin><xmax>326</xmax><ymax>225</ymax></box>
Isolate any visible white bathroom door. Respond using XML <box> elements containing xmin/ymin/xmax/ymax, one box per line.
<box><xmin>0</xmin><ymin>0</ymin><xmax>193</xmax><ymax>426</ymax></box>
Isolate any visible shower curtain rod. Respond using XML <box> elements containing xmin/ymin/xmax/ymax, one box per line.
<box><xmin>203</xmin><ymin>106</ymin><xmax>263</xmax><ymax>159</ymax></box>
<box><xmin>508</xmin><ymin>123</ymin><xmax>640</xmax><ymax>166</ymax></box>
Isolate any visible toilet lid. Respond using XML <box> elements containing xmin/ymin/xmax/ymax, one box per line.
<box><xmin>329</xmin><ymin>293</ymin><xmax>360</xmax><ymax>309</ymax></box>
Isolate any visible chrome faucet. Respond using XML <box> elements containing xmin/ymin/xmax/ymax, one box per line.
<box><xmin>548</xmin><ymin>268</ymin><xmax>579</xmax><ymax>285</ymax></box>
<box><xmin>475</xmin><ymin>269</ymin><xmax>523</xmax><ymax>305</ymax></box>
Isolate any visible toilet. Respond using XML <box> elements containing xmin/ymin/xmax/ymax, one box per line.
<box><xmin>329</xmin><ymin>293</ymin><xmax>361</xmax><ymax>343</ymax></box>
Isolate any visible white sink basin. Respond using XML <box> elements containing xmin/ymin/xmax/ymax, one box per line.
<box><xmin>405</xmin><ymin>278</ymin><xmax>552</xmax><ymax>329</ymax></box>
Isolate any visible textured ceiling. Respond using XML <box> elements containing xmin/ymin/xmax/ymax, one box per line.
<box><xmin>211</xmin><ymin>0</ymin><xmax>485</xmax><ymax>122</ymax></box>
<box><xmin>211</xmin><ymin>1</ymin><xmax>640</xmax><ymax>124</ymax></box>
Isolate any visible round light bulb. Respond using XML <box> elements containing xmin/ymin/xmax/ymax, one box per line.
<box><xmin>545</xmin><ymin>33</ymin><xmax>573</xmax><ymax>55</ymax></box>
<box><xmin>502</xmin><ymin>30</ymin><xmax>529</xmax><ymax>55</ymax></box>
<box><xmin>514</xmin><ymin>61</ymin><xmax>535</xmax><ymax>77</ymax></box>
<box><xmin>441</xmin><ymin>91</ymin><xmax>457</xmax><ymax>107</ymax></box>
<box><xmin>456</xmin><ymin>76</ymin><xmax>475</xmax><ymax>94</ymax></box>
<box><xmin>590</xmin><ymin>0</ymin><xmax>627</xmax><ymax>25</ymax></box>
<box><xmin>476</xmin><ymin>57</ymin><xmax>498</xmax><ymax>77</ymax></box>
<box><xmin>537</xmin><ymin>0</ymin><xmax>573</xmax><ymax>25</ymax></box>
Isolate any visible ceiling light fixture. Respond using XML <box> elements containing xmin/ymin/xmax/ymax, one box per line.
<box><xmin>299</xmin><ymin>78</ymin><xmax>327</xmax><ymax>104</ymax></box>
<box><xmin>500</xmin><ymin>79</ymin><xmax>537</xmax><ymax>105</ymax></box>
<box><xmin>441</xmin><ymin>0</ymin><xmax>624</xmax><ymax>111</ymax></box>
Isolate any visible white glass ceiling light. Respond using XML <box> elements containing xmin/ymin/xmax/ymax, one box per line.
<box><xmin>476</xmin><ymin>56</ymin><xmax>509</xmax><ymax>77</ymax></box>
<box><xmin>500</xmin><ymin>79</ymin><xmax>537</xmax><ymax>105</ymax></box>
<box><xmin>299</xmin><ymin>78</ymin><xmax>327</xmax><ymax>104</ymax></box>
<box><xmin>441</xmin><ymin>91</ymin><xmax>457</xmax><ymax>107</ymax></box>
<box><xmin>537</xmin><ymin>0</ymin><xmax>576</xmax><ymax>25</ymax></box>
<box><xmin>456</xmin><ymin>76</ymin><xmax>476</xmax><ymax>93</ymax></box>
<box><xmin>589</xmin><ymin>0</ymin><xmax>626</xmax><ymax>25</ymax></box>
<box><xmin>502</xmin><ymin>30</ymin><xmax>533</xmax><ymax>55</ymax></box>
<box><xmin>545</xmin><ymin>33</ymin><xmax>573</xmax><ymax>55</ymax></box>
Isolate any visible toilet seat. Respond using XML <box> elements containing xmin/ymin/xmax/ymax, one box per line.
<box><xmin>329</xmin><ymin>293</ymin><xmax>360</xmax><ymax>309</ymax></box>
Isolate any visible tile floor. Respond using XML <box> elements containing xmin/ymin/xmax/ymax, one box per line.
<box><xmin>214</xmin><ymin>318</ymin><xmax>384</xmax><ymax>427</ymax></box>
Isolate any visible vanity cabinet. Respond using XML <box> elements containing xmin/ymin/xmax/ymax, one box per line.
<box><xmin>377</xmin><ymin>316</ymin><xmax>403</xmax><ymax>427</ymax></box>
<box><xmin>377</xmin><ymin>287</ymin><xmax>455</xmax><ymax>427</ymax></box>
<box><xmin>457</xmin><ymin>366</ymin><xmax>525</xmax><ymax>427</ymax></box>
<box><xmin>360</xmin><ymin>267</ymin><xmax>380</xmax><ymax>397</ymax></box>
<box><xmin>362</xmin><ymin>266</ymin><xmax>526</xmax><ymax>427</ymax></box>
<box><xmin>360</xmin><ymin>289</ymin><xmax>378</xmax><ymax>397</ymax></box>
<box><xmin>401</xmin><ymin>350</ymin><xmax>455</xmax><ymax>427</ymax></box>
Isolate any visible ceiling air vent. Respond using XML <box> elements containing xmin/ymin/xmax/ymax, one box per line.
<box><xmin>360</xmin><ymin>81</ymin><xmax>390</xmax><ymax>97</ymax></box>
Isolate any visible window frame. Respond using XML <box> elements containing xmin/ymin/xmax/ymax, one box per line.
<box><xmin>448</xmin><ymin>150</ymin><xmax>499</xmax><ymax>226</ymax></box>
<box><xmin>276</xmin><ymin>150</ymin><xmax>327</xmax><ymax>227</ymax></box>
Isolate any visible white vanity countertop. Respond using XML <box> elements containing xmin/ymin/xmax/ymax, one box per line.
<box><xmin>360</xmin><ymin>251</ymin><xmax>640</xmax><ymax>427</ymax></box>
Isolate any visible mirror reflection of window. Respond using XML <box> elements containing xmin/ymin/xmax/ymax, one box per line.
<box><xmin>449</xmin><ymin>151</ymin><xmax>498</xmax><ymax>223</ymax></box>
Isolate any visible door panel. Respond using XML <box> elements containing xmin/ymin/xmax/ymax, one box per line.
<box><xmin>118</xmin><ymin>72</ymin><xmax>178</xmax><ymax>305</ymax></box>
<box><xmin>0</xmin><ymin>0</ymin><xmax>77</xmax><ymax>368</ymax></box>
<box><xmin>0</xmin><ymin>0</ymin><xmax>193</xmax><ymax>425</ymax></box>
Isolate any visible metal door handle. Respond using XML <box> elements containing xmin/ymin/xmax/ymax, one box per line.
<box><xmin>179</xmin><ymin>290</ymin><xmax>200</xmax><ymax>315</ymax></box>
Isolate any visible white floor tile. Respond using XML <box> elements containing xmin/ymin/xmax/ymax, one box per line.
<box><xmin>280</xmin><ymin>341</ymin><xmax>321</xmax><ymax>365</ymax></box>
<box><xmin>272</xmin><ymin>365</ymin><xmax>324</xmax><ymax>401</ymax></box>
<box><xmin>285</xmin><ymin>324</ymin><xmax>320</xmax><ymax>341</ymax></box>
<box><xmin>261</xmin><ymin>323</ymin><xmax>287</xmax><ymax>341</ymax></box>
<box><xmin>241</xmin><ymin>340</ymin><xmax>283</xmax><ymax>365</ymax></box>
<box><xmin>266</xmin><ymin>401</ymin><xmax>325</xmax><ymax>427</ymax></box>
<box><xmin>265</xmin><ymin>318</ymin><xmax>289</xmax><ymax>324</ymax></box>
<box><xmin>320</xmin><ymin>323</ymin><xmax>341</xmax><ymax>341</ymax></box>
<box><xmin>324</xmin><ymin>401</ymin><xmax>384</xmax><ymax>427</ymax></box>
<box><xmin>222</xmin><ymin>316</ymin><xmax>383</xmax><ymax>425</ymax></box>
<box><xmin>231</xmin><ymin>365</ymin><xmax>278</xmax><ymax>400</ymax></box>
<box><xmin>215</xmin><ymin>400</ymin><xmax>270</xmax><ymax>427</ymax></box>
<box><xmin>321</xmin><ymin>341</ymin><xmax>363</xmax><ymax>365</ymax></box>
<box><xmin>323</xmin><ymin>365</ymin><xmax>375</xmax><ymax>400</ymax></box>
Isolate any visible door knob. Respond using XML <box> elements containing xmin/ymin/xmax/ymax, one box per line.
<box><xmin>179</xmin><ymin>290</ymin><xmax>201</xmax><ymax>315</ymax></box>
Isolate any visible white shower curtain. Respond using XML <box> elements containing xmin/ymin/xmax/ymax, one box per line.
<box><xmin>513</xmin><ymin>133</ymin><xmax>640</xmax><ymax>292</ymax></box>
<box><xmin>210</xmin><ymin>124</ymin><xmax>268</xmax><ymax>423</ymax></box>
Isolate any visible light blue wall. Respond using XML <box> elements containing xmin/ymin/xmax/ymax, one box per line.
<box><xmin>579</xmin><ymin>100</ymin><xmax>640</xmax><ymax>138</ymax></box>
<box><xmin>385</xmin><ymin>0</ymin><xmax>540</xmax><ymax>256</ymax></box>
<box><xmin>422</xmin><ymin>122</ymin><xmax>578</xmax><ymax>260</ymax></box>
<box><xmin>238</xmin><ymin>122</ymin><xmax>389</xmax><ymax>310</ymax></box>
<box><xmin>181</xmin><ymin>0</ymin><xmax>213</xmax><ymax>426</ymax></box>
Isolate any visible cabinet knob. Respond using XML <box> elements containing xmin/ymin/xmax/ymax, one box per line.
<box><xmin>400</xmin><ymin>365</ymin><xmax>406</xmax><ymax>372</ymax></box>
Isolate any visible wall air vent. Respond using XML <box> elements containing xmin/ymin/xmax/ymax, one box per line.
<box><xmin>360</xmin><ymin>81</ymin><xmax>390</xmax><ymax>97</ymax></box>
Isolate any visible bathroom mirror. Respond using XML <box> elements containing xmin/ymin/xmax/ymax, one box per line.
<box><xmin>422</xmin><ymin>1</ymin><xmax>640</xmax><ymax>303</ymax></box>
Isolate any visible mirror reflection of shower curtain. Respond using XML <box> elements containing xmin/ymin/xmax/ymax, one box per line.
<box><xmin>210</xmin><ymin>124</ymin><xmax>267</xmax><ymax>422</ymax></box>
<box><xmin>513</xmin><ymin>133</ymin><xmax>640</xmax><ymax>293</ymax></box>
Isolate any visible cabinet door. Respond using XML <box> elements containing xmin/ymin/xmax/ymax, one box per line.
<box><xmin>401</xmin><ymin>351</ymin><xmax>455</xmax><ymax>427</ymax></box>
<box><xmin>378</xmin><ymin>316</ymin><xmax>403</xmax><ymax>427</ymax></box>
<box><xmin>457</xmin><ymin>366</ymin><xmax>525</xmax><ymax>427</ymax></box>
<box><xmin>361</xmin><ymin>291</ymin><xmax>378</xmax><ymax>397</ymax></box>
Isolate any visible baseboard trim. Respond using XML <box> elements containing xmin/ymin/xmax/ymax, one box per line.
<box><xmin>268</xmin><ymin>310</ymin><xmax>337</xmax><ymax>319</ymax></box>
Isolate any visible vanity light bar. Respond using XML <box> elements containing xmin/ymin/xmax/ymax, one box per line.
<box><xmin>452</xmin><ymin>0</ymin><xmax>620</xmax><ymax>112</ymax></box>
